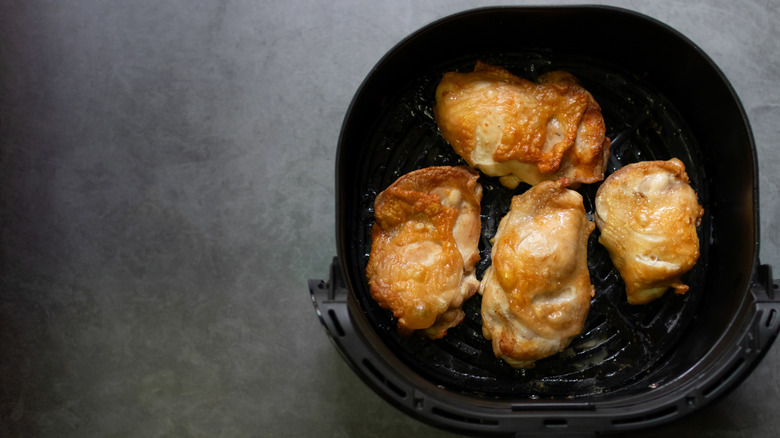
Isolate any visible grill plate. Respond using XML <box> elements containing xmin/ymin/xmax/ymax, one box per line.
<box><xmin>350</xmin><ymin>53</ymin><xmax>710</xmax><ymax>398</ymax></box>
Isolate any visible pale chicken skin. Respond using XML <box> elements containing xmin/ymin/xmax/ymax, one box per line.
<box><xmin>366</xmin><ymin>166</ymin><xmax>483</xmax><ymax>339</ymax></box>
<box><xmin>594</xmin><ymin>158</ymin><xmax>704</xmax><ymax>305</ymax></box>
<box><xmin>479</xmin><ymin>179</ymin><xmax>595</xmax><ymax>368</ymax></box>
<box><xmin>434</xmin><ymin>61</ymin><xmax>610</xmax><ymax>189</ymax></box>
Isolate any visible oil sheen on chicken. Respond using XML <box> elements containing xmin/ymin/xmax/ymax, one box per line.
<box><xmin>479</xmin><ymin>179</ymin><xmax>595</xmax><ymax>368</ymax></box>
<box><xmin>366</xmin><ymin>166</ymin><xmax>482</xmax><ymax>339</ymax></box>
<box><xmin>434</xmin><ymin>61</ymin><xmax>610</xmax><ymax>189</ymax></box>
<box><xmin>595</xmin><ymin>158</ymin><xmax>704</xmax><ymax>305</ymax></box>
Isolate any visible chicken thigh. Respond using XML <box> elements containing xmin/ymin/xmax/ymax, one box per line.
<box><xmin>434</xmin><ymin>62</ymin><xmax>610</xmax><ymax>189</ymax></box>
<box><xmin>480</xmin><ymin>179</ymin><xmax>595</xmax><ymax>368</ymax></box>
<box><xmin>366</xmin><ymin>166</ymin><xmax>483</xmax><ymax>338</ymax></box>
<box><xmin>594</xmin><ymin>158</ymin><xmax>704</xmax><ymax>305</ymax></box>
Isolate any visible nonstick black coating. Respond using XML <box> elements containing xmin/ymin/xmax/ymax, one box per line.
<box><xmin>335</xmin><ymin>6</ymin><xmax>759</xmax><ymax>402</ymax></box>
<box><xmin>350</xmin><ymin>53</ymin><xmax>709</xmax><ymax>398</ymax></box>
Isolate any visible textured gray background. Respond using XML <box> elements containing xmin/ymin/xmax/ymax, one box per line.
<box><xmin>1</xmin><ymin>0</ymin><xmax>778</xmax><ymax>437</ymax></box>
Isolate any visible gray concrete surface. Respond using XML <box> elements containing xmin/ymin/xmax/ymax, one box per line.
<box><xmin>1</xmin><ymin>0</ymin><xmax>778</xmax><ymax>436</ymax></box>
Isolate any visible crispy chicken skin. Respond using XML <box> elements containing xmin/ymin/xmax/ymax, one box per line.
<box><xmin>434</xmin><ymin>62</ymin><xmax>610</xmax><ymax>189</ymax></box>
<box><xmin>366</xmin><ymin>166</ymin><xmax>483</xmax><ymax>339</ymax></box>
<box><xmin>479</xmin><ymin>179</ymin><xmax>595</xmax><ymax>368</ymax></box>
<box><xmin>594</xmin><ymin>159</ymin><xmax>704</xmax><ymax>305</ymax></box>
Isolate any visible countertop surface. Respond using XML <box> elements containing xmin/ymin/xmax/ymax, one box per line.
<box><xmin>1</xmin><ymin>0</ymin><xmax>778</xmax><ymax>437</ymax></box>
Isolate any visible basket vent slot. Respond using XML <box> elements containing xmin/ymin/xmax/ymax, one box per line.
<box><xmin>543</xmin><ymin>418</ymin><xmax>568</xmax><ymax>428</ymax></box>
<box><xmin>612</xmin><ymin>405</ymin><xmax>677</xmax><ymax>427</ymax></box>
<box><xmin>431</xmin><ymin>407</ymin><xmax>499</xmax><ymax>426</ymax></box>
<box><xmin>361</xmin><ymin>358</ymin><xmax>407</xmax><ymax>399</ymax></box>
<box><xmin>702</xmin><ymin>356</ymin><xmax>745</xmax><ymax>398</ymax></box>
<box><xmin>765</xmin><ymin>308</ymin><xmax>777</xmax><ymax>329</ymax></box>
<box><xmin>327</xmin><ymin>309</ymin><xmax>345</xmax><ymax>337</ymax></box>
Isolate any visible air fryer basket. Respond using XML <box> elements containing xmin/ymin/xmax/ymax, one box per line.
<box><xmin>310</xmin><ymin>6</ymin><xmax>780</xmax><ymax>436</ymax></box>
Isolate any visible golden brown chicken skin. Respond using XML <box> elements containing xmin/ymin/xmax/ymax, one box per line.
<box><xmin>594</xmin><ymin>158</ymin><xmax>704</xmax><ymax>305</ymax></box>
<box><xmin>366</xmin><ymin>166</ymin><xmax>482</xmax><ymax>339</ymax></box>
<box><xmin>434</xmin><ymin>62</ymin><xmax>610</xmax><ymax>189</ymax></box>
<box><xmin>479</xmin><ymin>179</ymin><xmax>595</xmax><ymax>368</ymax></box>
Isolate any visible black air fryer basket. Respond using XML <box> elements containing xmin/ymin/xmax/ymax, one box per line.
<box><xmin>309</xmin><ymin>6</ymin><xmax>780</xmax><ymax>436</ymax></box>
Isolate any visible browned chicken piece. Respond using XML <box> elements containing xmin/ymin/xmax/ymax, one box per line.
<box><xmin>366</xmin><ymin>166</ymin><xmax>483</xmax><ymax>339</ymax></box>
<box><xmin>594</xmin><ymin>158</ymin><xmax>704</xmax><ymax>305</ymax></box>
<box><xmin>434</xmin><ymin>61</ymin><xmax>610</xmax><ymax>189</ymax></box>
<box><xmin>479</xmin><ymin>179</ymin><xmax>595</xmax><ymax>368</ymax></box>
